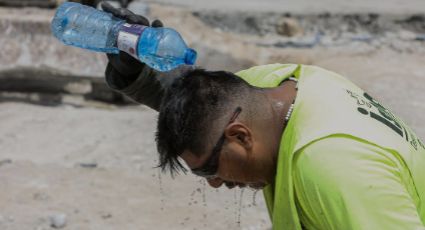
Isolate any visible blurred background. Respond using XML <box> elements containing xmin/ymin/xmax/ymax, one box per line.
<box><xmin>0</xmin><ymin>0</ymin><xmax>424</xmax><ymax>229</ymax></box>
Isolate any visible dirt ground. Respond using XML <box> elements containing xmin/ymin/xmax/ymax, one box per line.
<box><xmin>0</xmin><ymin>1</ymin><xmax>425</xmax><ymax>230</ymax></box>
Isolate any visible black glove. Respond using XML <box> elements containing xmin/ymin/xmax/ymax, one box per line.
<box><xmin>101</xmin><ymin>1</ymin><xmax>168</xmax><ymax>110</ymax></box>
<box><xmin>101</xmin><ymin>2</ymin><xmax>194</xmax><ymax>110</ymax></box>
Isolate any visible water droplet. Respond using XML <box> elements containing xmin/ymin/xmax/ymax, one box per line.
<box><xmin>201</xmin><ymin>179</ymin><xmax>207</xmax><ymax>207</ymax></box>
<box><xmin>252</xmin><ymin>189</ymin><xmax>259</xmax><ymax>206</ymax></box>
<box><xmin>236</xmin><ymin>188</ymin><xmax>244</xmax><ymax>227</ymax></box>
<box><xmin>157</xmin><ymin>168</ymin><xmax>165</xmax><ymax>211</ymax></box>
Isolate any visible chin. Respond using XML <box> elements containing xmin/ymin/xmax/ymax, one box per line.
<box><xmin>248</xmin><ymin>182</ymin><xmax>267</xmax><ymax>190</ymax></box>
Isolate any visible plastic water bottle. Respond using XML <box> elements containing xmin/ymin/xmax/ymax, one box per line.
<box><xmin>51</xmin><ymin>2</ymin><xmax>197</xmax><ymax>72</ymax></box>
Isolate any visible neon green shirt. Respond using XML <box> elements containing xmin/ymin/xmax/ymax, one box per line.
<box><xmin>236</xmin><ymin>64</ymin><xmax>425</xmax><ymax>230</ymax></box>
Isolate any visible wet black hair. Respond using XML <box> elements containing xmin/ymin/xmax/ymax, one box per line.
<box><xmin>155</xmin><ymin>69</ymin><xmax>252</xmax><ymax>175</ymax></box>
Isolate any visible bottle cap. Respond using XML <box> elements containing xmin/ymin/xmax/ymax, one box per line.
<box><xmin>184</xmin><ymin>48</ymin><xmax>197</xmax><ymax>65</ymax></box>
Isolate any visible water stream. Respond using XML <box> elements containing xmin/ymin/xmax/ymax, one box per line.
<box><xmin>236</xmin><ymin>188</ymin><xmax>245</xmax><ymax>227</ymax></box>
<box><xmin>157</xmin><ymin>168</ymin><xmax>165</xmax><ymax>211</ymax></box>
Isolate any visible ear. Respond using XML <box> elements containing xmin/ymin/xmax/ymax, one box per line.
<box><xmin>224</xmin><ymin>122</ymin><xmax>253</xmax><ymax>150</ymax></box>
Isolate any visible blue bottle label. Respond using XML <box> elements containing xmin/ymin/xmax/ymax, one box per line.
<box><xmin>117</xmin><ymin>23</ymin><xmax>146</xmax><ymax>59</ymax></box>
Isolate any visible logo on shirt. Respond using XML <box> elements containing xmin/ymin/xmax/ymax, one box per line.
<box><xmin>346</xmin><ymin>89</ymin><xmax>425</xmax><ymax>151</ymax></box>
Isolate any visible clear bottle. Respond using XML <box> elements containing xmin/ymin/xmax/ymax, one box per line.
<box><xmin>51</xmin><ymin>2</ymin><xmax>197</xmax><ymax>72</ymax></box>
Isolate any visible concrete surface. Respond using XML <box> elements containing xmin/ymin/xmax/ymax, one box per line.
<box><xmin>0</xmin><ymin>103</ymin><xmax>270</xmax><ymax>230</ymax></box>
<box><xmin>0</xmin><ymin>7</ymin><xmax>107</xmax><ymax>77</ymax></box>
<box><xmin>145</xmin><ymin>0</ymin><xmax>425</xmax><ymax>14</ymax></box>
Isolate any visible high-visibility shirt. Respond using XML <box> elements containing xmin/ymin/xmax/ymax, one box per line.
<box><xmin>236</xmin><ymin>64</ymin><xmax>425</xmax><ymax>230</ymax></box>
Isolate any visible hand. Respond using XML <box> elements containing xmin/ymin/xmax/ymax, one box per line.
<box><xmin>101</xmin><ymin>1</ymin><xmax>194</xmax><ymax>111</ymax></box>
<box><xmin>101</xmin><ymin>1</ymin><xmax>163</xmax><ymax>87</ymax></box>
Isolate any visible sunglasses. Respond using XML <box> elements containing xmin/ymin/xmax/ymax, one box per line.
<box><xmin>191</xmin><ymin>107</ymin><xmax>242</xmax><ymax>178</ymax></box>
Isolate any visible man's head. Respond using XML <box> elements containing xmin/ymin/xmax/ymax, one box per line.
<box><xmin>156</xmin><ymin>69</ymin><xmax>284</xmax><ymax>189</ymax></box>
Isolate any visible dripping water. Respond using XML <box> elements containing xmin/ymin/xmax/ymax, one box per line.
<box><xmin>188</xmin><ymin>189</ymin><xmax>197</xmax><ymax>206</ymax></box>
<box><xmin>200</xmin><ymin>179</ymin><xmax>208</xmax><ymax>227</ymax></box>
<box><xmin>236</xmin><ymin>188</ymin><xmax>245</xmax><ymax>227</ymax></box>
<box><xmin>233</xmin><ymin>187</ymin><xmax>238</xmax><ymax>223</ymax></box>
<box><xmin>252</xmin><ymin>189</ymin><xmax>259</xmax><ymax>206</ymax></box>
<box><xmin>200</xmin><ymin>179</ymin><xmax>207</xmax><ymax>207</ymax></box>
<box><xmin>157</xmin><ymin>168</ymin><xmax>165</xmax><ymax>211</ymax></box>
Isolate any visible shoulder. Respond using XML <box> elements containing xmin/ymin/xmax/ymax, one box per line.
<box><xmin>292</xmin><ymin>135</ymin><xmax>425</xmax><ymax>229</ymax></box>
<box><xmin>293</xmin><ymin>135</ymin><xmax>401</xmax><ymax>194</ymax></box>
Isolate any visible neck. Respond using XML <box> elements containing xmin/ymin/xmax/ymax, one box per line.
<box><xmin>262</xmin><ymin>79</ymin><xmax>298</xmax><ymax>182</ymax></box>
<box><xmin>268</xmin><ymin>79</ymin><xmax>298</xmax><ymax>128</ymax></box>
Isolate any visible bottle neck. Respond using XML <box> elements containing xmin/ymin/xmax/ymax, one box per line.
<box><xmin>184</xmin><ymin>49</ymin><xmax>197</xmax><ymax>65</ymax></box>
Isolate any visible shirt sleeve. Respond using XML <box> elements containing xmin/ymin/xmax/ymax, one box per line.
<box><xmin>293</xmin><ymin>135</ymin><xmax>425</xmax><ymax>230</ymax></box>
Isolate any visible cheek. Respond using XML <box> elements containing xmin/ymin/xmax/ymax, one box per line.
<box><xmin>217</xmin><ymin>149</ymin><xmax>252</xmax><ymax>182</ymax></box>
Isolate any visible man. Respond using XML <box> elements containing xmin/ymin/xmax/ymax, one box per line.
<box><xmin>102</xmin><ymin>3</ymin><xmax>425</xmax><ymax>229</ymax></box>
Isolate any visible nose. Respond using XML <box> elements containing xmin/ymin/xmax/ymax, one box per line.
<box><xmin>206</xmin><ymin>177</ymin><xmax>224</xmax><ymax>188</ymax></box>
